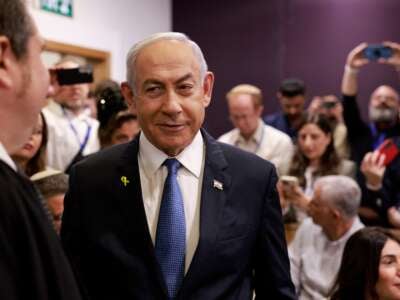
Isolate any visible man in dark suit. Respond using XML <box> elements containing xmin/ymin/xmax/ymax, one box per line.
<box><xmin>0</xmin><ymin>1</ymin><xmax>82</xmax><ymax>299</ymax></box>
<box><xmin>61</xmin><ymin>32</ymin><xmax>295</xmax><ymax>299</ymax></box>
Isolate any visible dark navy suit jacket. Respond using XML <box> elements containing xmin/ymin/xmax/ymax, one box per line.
<box><xmin>61</xmin><ymin>130</ymin><xmax>295</xmax><ymax>300</ymax></box>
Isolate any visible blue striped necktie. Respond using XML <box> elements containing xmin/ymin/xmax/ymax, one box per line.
<box><xmin>155</xmin><ymin>158</ymin><xmax>186</xmax><ymax>299</ymax></box>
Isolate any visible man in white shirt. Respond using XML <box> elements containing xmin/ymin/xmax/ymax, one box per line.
<box><xmin>43</xmin><ymin>58</ymin><xmax>100</xmax><ymax>172</ymax></box>
<box><xmin>289</xmin><ymin>175</ymin><xmax>364</xmax><ymax>299</ymax></box>
<box><xmin>218</xmin><ymin>84</ymin><xmax>293</xmax><ymax>175</ymax></box>
<box><xmin>0</xmin><ymin>1</ymin><xmax>82</xmax><ymax>298</ymax></box>
<box><xmin>61</xmin><ymin>32</ymin><xmax>296</xmax><ymax>299</ymax></box>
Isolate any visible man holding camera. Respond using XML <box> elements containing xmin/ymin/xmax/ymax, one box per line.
<box><xmin>342</xmin><ymin>42</ymin><xmax>400</xmax><ymax>225</ymax></box>
<box><xmin>341</xmin><ymin>41</ymin><xmax>400</xmax><ymax>166</ymax></box>
<box><xmin>43</xmin><ymin>58</ymin><xmax>100</xmax><ymax>173</ymax></box>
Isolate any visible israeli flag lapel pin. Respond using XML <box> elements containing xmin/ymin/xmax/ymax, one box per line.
<box><xmin>213</xmin><ymin>179</ymin><xmax>223</xmax><ymax>191</ymax></box>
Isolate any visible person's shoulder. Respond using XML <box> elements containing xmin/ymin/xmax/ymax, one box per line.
<box><xmin>0</xmin><ymin>161</ymin><xmax>34</xmax><ymax>208</ymax></box>
<box><xmin>0</xmin><ymin>161</ymin><xmax>19</xmax><ymax>184</ymax></box>
<box><xmin>217</xmin><ymin>140</ymin><xmax>276</xmax><ymax>172</ymax></box>
<box><xmin>264</xmin><ymin>124</ymin><xmax>292</xmax><ymax>143</ymax></box>
<box><xmin>87</xmin><ymin>116</ymin><xmax>100</xmax><ymax>127</ymax></box>
<box><xmin>294</xmin><ymin>218</ymin><xmax>319</xmax><ymax>240</ymax></box>
<box><xmin>263</xmin><ymin>112</ymin><xmax>282</xmax><ymax>125</ymax></box>
<box><xmin>217</xmin><ymin>128</ymin><xmax>237</xmax><ymax>144</ymax></box>
<box><xmin>75</xmin><ymin>142</ymin><xmax>133</xmax><ymax>171</ymax></box>
<box><xmin>338</xmin><ymin>159</ymin><xmax>356</xmax><ymax>176</ymax></box>
<box><xmin>42</xmin><ymin>100</ymin><xmax>63</xmax><ymax>118</ymax></box>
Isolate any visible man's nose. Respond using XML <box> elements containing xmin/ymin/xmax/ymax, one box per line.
<box><xmin>163</xmin><ymin>90</ymin><xmax>183</xmax><ymax>114</ymax></box>
<box><xmin>288</xmin><ymin>107</ymin><xmax>298</xmax><ymax>115</ymax></box>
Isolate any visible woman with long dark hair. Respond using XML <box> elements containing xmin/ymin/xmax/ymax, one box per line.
<box><xmin>279</xmin><ymin>114</ymin><xmax>355</xmax><ymax>222</ymax></box>
<box><xmin>331</xmin><ymin>227</ymin><xmax>400</xmax><ymax>300</ymax></box>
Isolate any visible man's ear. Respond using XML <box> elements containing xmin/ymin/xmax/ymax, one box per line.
<box><xmin>202</xmin><ymin>71</ymin><xmax>214</xmax><ymax>108</ymax></box>
<box><xmin>331</xmin><ymin>208</ymin><xmax>341</xmax><ymax>220</ymax></box>
<box><xmin>121</xmin><ymin>81</ymin><xmax>136</xmax><ymax>111</ymax></box>
<box><xmin>256</xmin><ymin>104</ymin><xmax>264</xmax><ymax>117</ymax></box>
<box><xmin>0</xmin><ymin>36</ymin><xmax>16</xmax><ymax>89</ymax></box>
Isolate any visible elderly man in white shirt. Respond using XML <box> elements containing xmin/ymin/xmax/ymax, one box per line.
<box><xmin>218</xmin><ymin>84</ymin><xmax>293</xmax><ymax>175</ymax></box>
<box><xmin>289</xmin><ymin>175</ymin><xmax>364</xmax><ymax>299</ymax></box>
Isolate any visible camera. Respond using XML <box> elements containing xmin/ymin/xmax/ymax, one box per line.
<box><xmin>321</xmin><ymin>101</ymin><xmax>338</xmax><ymax>110</ymax></box>
<box><xmin>363</xmin><ymin>44</ymin><xmax>393</xmax><ymax>61</ymax></box>
<box><xmin>55</xmin><ymin>66</ymin><xmax>94</xmax><ymax>85</ymax></box>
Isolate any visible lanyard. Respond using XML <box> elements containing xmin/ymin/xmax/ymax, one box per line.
<box><xmin>62</xmin><ymin>107</ymin><xmax>92</xmax><ymax>152</ymax></box>
<box><xmin>369</xmin><ymin>123</ymin><xmax>386</xmax><ymax>150</ymax></box>
<box><xmin>254</xmin><ymin>124</ymin><xmax>265</xmax><ymax>154</ymax></box>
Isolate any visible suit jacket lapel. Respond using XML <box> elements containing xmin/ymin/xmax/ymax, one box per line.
<box><xmin>113</xmin><ymin>135</ymin><xmax>168</xmax><ymax>295</ymax></box>
<box><xmin>181</xmin><ymin>129</ymin><xmax>231</xmax><ymax>292</ymax></box>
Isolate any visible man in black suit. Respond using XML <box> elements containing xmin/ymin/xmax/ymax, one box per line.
<box><xmin>61</xmin><ymin>32</ymin><xmax>295</xmax><ymax>299</ymax></box>
<box><xmin>0</xmin><ymin>1</ymin><xmax>82</xmax><ymax>299</ymax></box>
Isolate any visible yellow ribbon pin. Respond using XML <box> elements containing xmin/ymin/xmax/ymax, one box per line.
<box><xmin>121</xmin><ymin>176</ymin><xmax>130</xmax><ymax>187</ymax></box>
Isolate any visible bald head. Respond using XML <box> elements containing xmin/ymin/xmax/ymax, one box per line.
<box><xmin>370</xmin><ymin>85</ymin><xmax>399</xmax><ymax>108</ymax></box>
<box><xmin>369</xmin><ymin>85</ymin><xmax>399</xmax><ymax>124</ymax></box>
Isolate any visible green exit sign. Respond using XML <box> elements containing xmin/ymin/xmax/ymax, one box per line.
<box><xmin>40</xmin><ymin>0</ymin><xmax>73</xmax><ymax>18</ymax></box>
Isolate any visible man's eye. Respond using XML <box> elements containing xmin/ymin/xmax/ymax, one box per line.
<box><xmin>145</xmin><ymin>86</ymin><xmax>164</xmax><ymax>96</ymax></box>
<box><xmin>178</xmin><ymin>84</ymin><xmax>193</xmax><ymax>93</ymax></box>
<box><xmin>146</xmin><ymin>86</ymin><xmax>161</xmax><ymax>93</ymax></box>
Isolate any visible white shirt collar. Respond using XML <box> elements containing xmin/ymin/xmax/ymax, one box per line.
<box><xmin>47</xmin><ymin>99</ymin><xmax>88</xmax><ymax>121</ymax></box>
<box><xmin>139</xmin><ymin>130</ymin><xmax>204</xmax><ymax>178</ymax></box>
<box><xmin>0</xmin><ymin>142</ymin><xmax>17</xmax><ymax>171</ymax></box>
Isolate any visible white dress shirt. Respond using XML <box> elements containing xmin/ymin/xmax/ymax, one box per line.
<box><xmin>289</xmin><ymin>217</ymin><xmax>364</xmax><ymax>299</ymax></box>
<box><xmin>0</xmin><ymin>142</ymin><xmax>17</xmax><ymax>171</ymax></box>
<box><xmin>138</xmin><ymin>131</ymin><xmax>205</xmax><ymax>273</ymax></box>
<box><xmin>43</xmin><ymin>100</ymin><xmax>100</xmax><ymax>172</ymax></box>
<box><xmin>218</xmin><ymin>119</ymin><xmax>293</xmax><ymax>175</ymax></box>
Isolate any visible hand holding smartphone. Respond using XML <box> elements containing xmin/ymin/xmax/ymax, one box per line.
<box><xmin>280</xmin><ymin>176</ymin><xmax>299</xmax><ymax>197</ymax></box>
<box><xmin>377</xmin><ymin>138</ymin><xmax>400</xmax><ymax>166</ymax></box>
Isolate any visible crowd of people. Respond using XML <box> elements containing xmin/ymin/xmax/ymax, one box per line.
<box><xmin>2</xmin><ymin>0</ymin><xmax>400</xmax><ymax>299</ymax></box>
<box><xmin>217</xmin><ymin>40</ymin><xmax>400</xmax><ymax>298</ymax></box>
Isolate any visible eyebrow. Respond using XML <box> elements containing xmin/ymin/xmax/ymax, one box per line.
<box><xmin>142</xmin><ymin>73</ymin><xmax>195</xmax><ymax>87</ymax></box>
<box><xmin>175</xmin><ymin>73</ymin><xmax>194</xmax><ymax>84</ymax></box>
<box><xmin>142</xmin><ymin>79</ymin><xmax>163</xmax><ymax>87</ymax></box>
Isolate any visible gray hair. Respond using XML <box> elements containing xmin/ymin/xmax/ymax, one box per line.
<box><xmin>314</xmin><ymin>175</ymin><xmax>361</xmax><ymax>219</ymax></box>
<box><xmin>126</xmin><ymin>32</ymin><xmax>208</xmax><ymax>95</ymax></box>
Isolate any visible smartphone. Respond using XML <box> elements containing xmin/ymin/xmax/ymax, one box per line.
<box><xmin>280</xmin><ymin>176</ymin><xmax>299</xmax><ymax>196</ymax></box>
<box><xmin>56</xmin><ymin>66</ymin><xmax>93</xmax><ymax>85</ymax></box>
<box><xmin>321</xmin><ymin>100</ymin><xmax>338</xmax><ymax>110</ymax></box>
<box><xmin>363</xmin><ymin>44</ymin><xmax>393</xmax><ymax>61</ymax></box>
<box><xmin>377</xmin><ymin>138</ymin><xmax>399</xmax><ymax>166</ymax></box>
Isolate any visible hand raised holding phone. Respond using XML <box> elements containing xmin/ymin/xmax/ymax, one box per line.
<box><xmin>361</xmin><ymin>150</ymin><xmax>386</xmax><ymax>190</ymax></box>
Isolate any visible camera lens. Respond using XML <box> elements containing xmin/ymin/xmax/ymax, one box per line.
<box><xmin>373</xmin><ymin>49</ymin><xmax>381</xmax><ymax>58</ymax></box>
